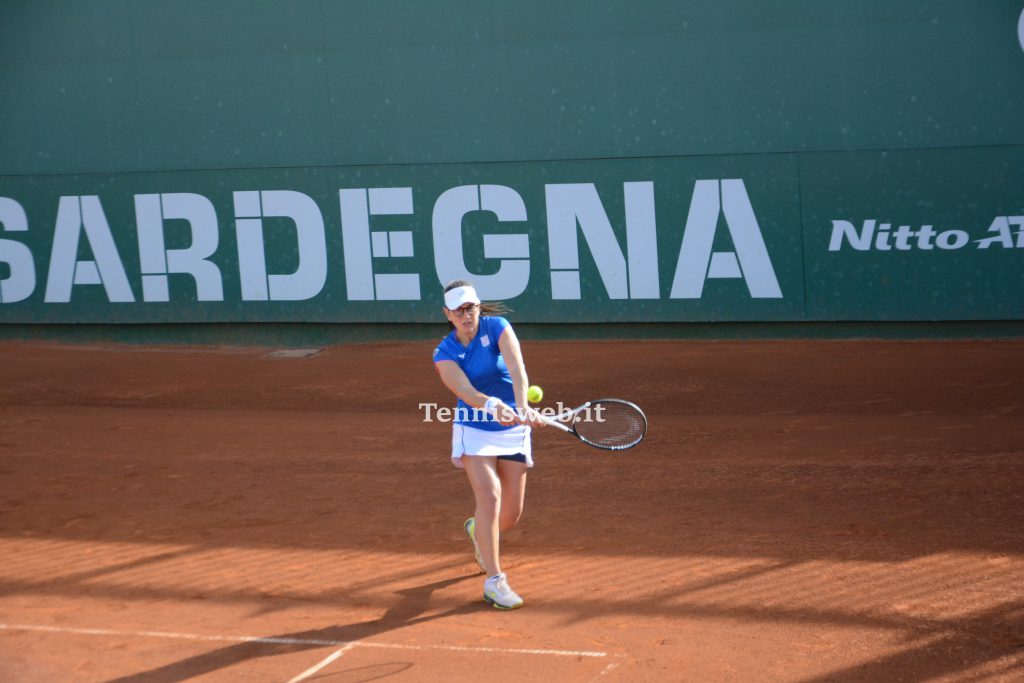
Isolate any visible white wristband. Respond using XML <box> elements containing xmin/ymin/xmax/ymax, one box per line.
<box><xmin>483</xmin><ymin>396</ymin><xmax>503</xmax><ymax>416</ymax></box>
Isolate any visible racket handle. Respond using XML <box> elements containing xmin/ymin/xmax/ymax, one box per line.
<box><xmin>535</xmin><ymin>412</ymin><xmax>573</xmax><ymax>433</ymax></box>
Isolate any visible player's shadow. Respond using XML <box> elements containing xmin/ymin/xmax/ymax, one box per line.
<box><xmin>103</xmin><ymin>573</ymin><xmax>479</xmax><ymax>683</ymax></box>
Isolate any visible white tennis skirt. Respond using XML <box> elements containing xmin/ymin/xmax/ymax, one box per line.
<box><xmin>451</xmin><ymin>424</ymin><xmax>533</xmax><ymax>468</ymax></box>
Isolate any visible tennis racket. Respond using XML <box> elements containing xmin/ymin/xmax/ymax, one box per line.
<box><xmin>534</xmin><ymin>399</ymin><xmax>647</xmax><ymax>451</ymax></box>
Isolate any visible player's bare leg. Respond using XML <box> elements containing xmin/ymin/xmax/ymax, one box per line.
<box><xmin>463</xmin><ymin>456</ymin><xmax>502</xmax><ymax>576</ymax></box>
<box><xmin>497</xmin><ymin>459</ymin><xmax>527</xmax><ymax>531</ymax></box>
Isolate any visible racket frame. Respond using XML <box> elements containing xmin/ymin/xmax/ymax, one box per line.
<box><xmin>534</xmin><ymin>398</ymin><xmax>647</xmax><ymax>451</ymax></box>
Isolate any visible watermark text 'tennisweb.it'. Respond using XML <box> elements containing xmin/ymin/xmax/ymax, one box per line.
<box><xmin>418</xmin><ymin>402</ymin><xmax>605</xmax><ymax>423</ymax></box>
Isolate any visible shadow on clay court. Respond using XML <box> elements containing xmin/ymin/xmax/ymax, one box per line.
<box><xmin>102</xmin><ymin>574</ymin><xmax>478</xmax><ymax>683</ymax></box>
<box><xmin>796</xmin><ymin>601</ymin><xmax>1024</xmax><ymax>683</ymax></box>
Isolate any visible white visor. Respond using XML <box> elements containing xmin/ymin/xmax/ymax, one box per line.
<box><xmin>444</xmin><ymin>285</ymin><xmax>481</xmax><ymax>310</ymax></box>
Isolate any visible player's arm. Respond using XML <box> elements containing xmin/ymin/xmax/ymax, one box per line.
<box><xmin>497</xmin><ymin>326</ymin><xmax>543</xmax><ymax>426</ymax></box>
<box><xmin>435</xmin><ymin>360</ymin><xmax>517</xmax><ymax>425</ymax></box>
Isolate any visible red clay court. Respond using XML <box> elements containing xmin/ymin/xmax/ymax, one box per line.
<box><xmin>1</xmin><ymin>338</ymin><xmax>1022</xmax><ymax>681</ymax></box>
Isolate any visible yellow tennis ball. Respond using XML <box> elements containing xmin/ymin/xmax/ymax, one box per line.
<box><xmin>527</xmin><ymin>385</ymin><xmax>543</xmax><ymax>403</ymax></box>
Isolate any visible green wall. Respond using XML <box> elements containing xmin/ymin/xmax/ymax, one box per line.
<box><xmin>3</xmin><ymin>1</ymin><xmax>1023</xmax><ymax>173</ymax></box>
<box><xmin>2</xmin><ymin>1</ymin><xmax>1023</xmax><ymax>334</ymax></box>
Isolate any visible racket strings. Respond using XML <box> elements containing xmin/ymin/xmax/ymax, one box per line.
<box><xmin>574</xmin><ymin>401</ymin><xmax>646</xmax><ymax>449</ymax></box>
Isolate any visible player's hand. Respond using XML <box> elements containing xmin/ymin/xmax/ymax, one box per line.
<box><xmin>516</xmin><ymin>406</ymin><xmax>546</xmax><ymax>427</ymax></box>
<box><xmin>494</xmin><ymin>403</ymin><xmax>519</xmax><ymax>426</ymax></box>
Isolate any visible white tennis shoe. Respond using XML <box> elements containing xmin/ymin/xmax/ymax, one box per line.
<box><xmin>464</xmin><ymin>517</ymin><xmax>485</xmax><ymax>573</ymax></box>
<box><xmin>483</xmin><ymin>572</ymin><xmax>524</xmax><ymax>610</ymax></box>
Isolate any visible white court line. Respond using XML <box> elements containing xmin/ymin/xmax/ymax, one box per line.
<box><xmin>354</xmin><ymin>640</ymin><xmax>610</xmax><ymax>657</ymax></box>
<box><xmin>590</xmin><ymin>661</ymin><xmax>622</xmax><ymax>681</ymax></box>
<box><xmin>286</xmin><ymin>644</ymin><xmax>353</xmax><ymax>683</ymax></box>
<box><xmin>0</xmin><ymin>623</ymin><xmax>614</xmax><ymax>659</ymax></box>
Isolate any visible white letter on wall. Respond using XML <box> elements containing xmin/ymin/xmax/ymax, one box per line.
<box><xmin>0</xmin><ymin>197</ymin><xmax>36</xmax><ymax>303</ymax></box>
<box><xmin>45</xmin><ymin>195</ymin><xmax>135</xmax><ymax>303</ymax></box>
<box><xmin>432</xmin><ymin>184</ymin><xmax>529</xmax><ymax>300</ymax></box>
<box><xmin>339</xmin><ymin>187</ymin><xmax>420</xmax><ymax>300</ymax></box>
<box><xmin>544</xmin><ymin>183</ymin><xmax>658</xmax><ymax>300</ymax></box>
<box><xmin>670</xmin><ymin>179</ymin><xmax>781</xmax><ymax>299</ymax></box>
<box><xmin>135</xmin><ymin>193</ymin><xmax>224</xmax><ymax>302</ymax></box>
<box><xmin>234</xmin><ymin>190</ymin><xmax>327</xmax><ymax>301</ymax></box>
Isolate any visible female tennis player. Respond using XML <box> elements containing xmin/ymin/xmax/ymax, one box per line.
<box><xmin>432</xmin><ymin>279</ymin><xmax>541</xmax><ymax>610</ymax></box>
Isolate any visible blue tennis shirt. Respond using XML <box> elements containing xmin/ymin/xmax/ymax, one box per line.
<box><xmin>433</xmin><ymin>316</ymin><xmax>514</xmax><ymax>431</ymax></box>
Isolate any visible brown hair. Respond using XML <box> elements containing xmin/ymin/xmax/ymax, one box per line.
<box><xmin>443</xmin><ymin>279</ymin><xmax>511</xmax><ymax>330</ymax></box>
